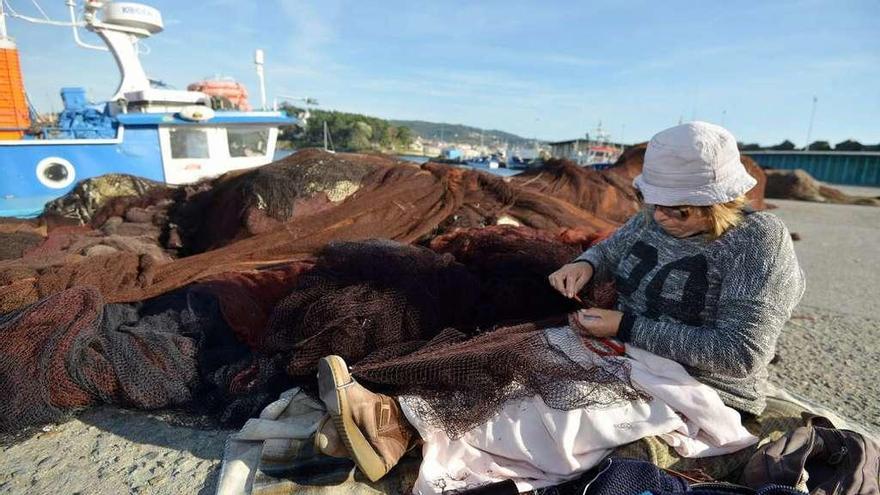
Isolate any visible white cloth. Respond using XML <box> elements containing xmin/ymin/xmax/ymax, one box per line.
<box><xmin>634</xmin><ymin>121</ymin><xmax>757</xmax><ymax>206</ymax></box>
<box><xmin>403</xmin><ymin>326</ymin><xmax>758</xmax><ymax>494</ymax></box>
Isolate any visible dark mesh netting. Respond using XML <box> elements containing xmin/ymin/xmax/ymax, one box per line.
<box><xmin>428</xmin><ymin>225</ymin><xmax>617</xmax><ymax>326</ymax></box>
<box><xmin>261</xmin><ymin>239</ymin><xmax>481</xmax><ymax>378</ymax></box>
<box><xmin>41</xmin><ymin>173</ymin><xmax>167</xmax><ymax>226</ymax></box>
<box><xmin>167</xmin><ymin>149</ymin><xmax>399</xmax><ymax>254</ymax></box>
<box><xmin>352</xmin><ymin>322</ymin><xmax>647</xmax><ymax>439</ymax></box>
<box><xmin>0</xmin><ymin>286</ymin><xmax>198</xmax><ymax>430</ymax></box>
<box><xmin>255</xmin><ymin>237</ymin><xmax>642</xmax><ymax>437</ymax></box>
<box><xmin>0</xmin><ymin>282</ymin><xmax>270</xmax><ymax>431</ymax></box>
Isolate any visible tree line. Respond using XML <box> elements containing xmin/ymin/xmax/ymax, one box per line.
<box><xmin>738</xmin><ymin>139</ymin><xmax>880</xmax><ymax>152</ymax></box>
<box><xmin>278</xmin><ymin>104</ymin><xmax>414</xmax><ymax>152</ymax></box>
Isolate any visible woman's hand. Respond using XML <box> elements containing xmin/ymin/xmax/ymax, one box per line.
<box><xmin>548</xmin><ymin>262</ymin><xmax>594</xmax><ymax>299</ymax></box>
<box><xmin>569</xmin><ymin>308</ymin><xmax>623</xmax><ymax>338</ymax></box>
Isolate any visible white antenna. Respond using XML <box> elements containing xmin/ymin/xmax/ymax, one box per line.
<box><xmin>254</xmin><ymin>49</ymin><xmax>266</xmax><ymax>110</ymax></box>
<box><xmin>65</xmin><ymin>0</ymin><xmax>107</xmax><ymax>51</ymax></box>
<box><xmin>804</xmin><ymin>96</ymin><xmax>818</xmax><ymax>150</ymax></box>
<box><xmin>1</xmin><ymin>1</ymin><xmax>8</xmax><ymax>41</ymax></box>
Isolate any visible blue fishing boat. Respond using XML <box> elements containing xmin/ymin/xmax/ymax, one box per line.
<box><xmin>0</xmin><ymin>1</ymin><xmax>297</xmax><ymax>217</ymax></box>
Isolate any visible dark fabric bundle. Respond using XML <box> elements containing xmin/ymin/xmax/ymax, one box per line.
<box><xmin>572</xmin><ymin>458</ymin><xmax>807</xmax><ymax>495</ymax></box>
<box><xmin>578</xmin><ymin>458</ymin><xmax>690</xmax><ymax>495</ymax></box>
<box><xmin>742</xmin><ymin>416</ymin><xmax>880</xmax><ymax>495</ymax></box>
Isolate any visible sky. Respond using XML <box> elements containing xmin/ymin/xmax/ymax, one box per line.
<box><xmin>6</xmin><ymin>0</ymin><xmax>879</xmax><ymax>146</ymax></box>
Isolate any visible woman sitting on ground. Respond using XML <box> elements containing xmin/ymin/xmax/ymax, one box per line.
<box><xmin>315</xmin><ymin>121</ymin><xmax>806</xmax><ymax>482</ymax></box>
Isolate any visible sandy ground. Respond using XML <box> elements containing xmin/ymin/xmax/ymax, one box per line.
<box><xmin>1</xmin><ymin>194</ymin><xmax>878</xmax><ymax>495</ymax></box>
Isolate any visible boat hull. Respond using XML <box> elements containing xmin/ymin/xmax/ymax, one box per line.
<box><xmin>0</xmin><ymin>127</ymin><xmax>164</xmax><ymax>217</ymax></box>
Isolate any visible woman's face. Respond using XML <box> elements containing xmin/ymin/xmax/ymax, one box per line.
<box><xmin>651</xmin><ymin>205</ymin><xmax>710</xmax><ymax>238</ymax></box>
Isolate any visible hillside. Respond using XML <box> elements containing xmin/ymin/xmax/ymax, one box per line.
<box><xmin>390</xmin><ymin>120</ymin><xmax>535</xmax><ymax>146</ymax></box>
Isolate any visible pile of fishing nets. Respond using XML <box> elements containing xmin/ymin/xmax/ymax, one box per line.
<box><xmin>513</xmin><ymin>158</ymin><xmax>641</xmax><ymax>224</ymax></box>
<box><xmin>763</xmin><ymin>168</ymin><xmax>880</xmax><ymax>205</ymax></box>
<box><xmin>0</xmin><ymin>148</ymin><xmax>771</xmax><ymax>432</ymax></box>
<box><xmin>167</xmin><ymin>148</ymin><xmax>404</xmax><ymax>254</ymax></box>
<box><xmin>41</xmin><ymin>174</ymin><xmax>167</xmax><ymax>227</ymax></box>
<box><xmin>0</xmin><ymin>230</ymin><xmax>622</xmax><ymax>431</ymax></box>
<box><xmin>0</xmin><ymin>151</ymin><xmax>627</xmax><ymax>311</ymax></box>
<box><xmin>0</xmin><ymin>263</ymin><xmax>309</xmax><ymax>430</ymax></box>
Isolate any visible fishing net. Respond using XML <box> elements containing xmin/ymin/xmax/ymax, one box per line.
<box><xmin>0</xmin><ymin>262</ymin><xmax>314</xmax><ymax>432</ymax></box>
<box><xmin>513</xmin><ymin>158</ymin><xmax>641</xmax><ymax>224</ymax></box>
<box><xmin>428</xmin><ymin>225</ymin><xmax>616</xmax><ymax>326</ymax></box>
<box><xmin>261</xmin><ymin>240</ymin><xmax>481</xmax><ymax>378</ymax></box>
<box><xmin>41</xmin><ymin>173</ymin><xmax>166</xmax><ymax>226</ymax></box>
<box><xmin>252</xmin><ymin>236</ymin><xmax>637</xmax><ymax>437</ymax></box>
<box><xmin>433</xmin><ymin>165</ymin><xmax>620</xmax><ymax>233</ymax></box>
<box><xmin>0</xmin><ymin>151</ymin><xmax>632</xmax><ymax>312</ymax></box>
<box><xmin>0</xmin><ymin>231</ymin><xmax>44</xmax><ymax>261</ymax></box>
<box><xmin>168</xmin><ymin>148</ymin><xmax>400</xmax><ymax>254</ymax></box>
<box><xmin>0</xmin><ymin>286</ymin><xmax>205</xmax><ymax>431</ymax></box>
<box><xmin>353</xmin><ymin>322</ymin><xmax>646</xmax><ymax>439</ymax></box>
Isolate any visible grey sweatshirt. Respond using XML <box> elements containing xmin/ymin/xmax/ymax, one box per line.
<box><xmin>576</xmin><ymin>211</ymin><xmax>805</xmax><ymax>415</ymax></box>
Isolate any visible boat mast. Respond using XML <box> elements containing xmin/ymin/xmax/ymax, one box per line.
<box><xmin>254</xmin><ymin>49</ymin><xmax>266</xmax><ymax>110</ymax></box>
<box><xmin>1</xmin><ymin>2</ymin><xmax>7</xmax><ymax>40</ymax></box>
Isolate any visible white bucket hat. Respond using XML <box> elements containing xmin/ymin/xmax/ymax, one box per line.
<box><xmin>634</xmin><ymin>121</ymin><xmax>757</xmax><ymax>206</ymax></box>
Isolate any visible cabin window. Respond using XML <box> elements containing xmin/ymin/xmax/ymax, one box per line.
<box><xmin>227</xmin><ymin>128</ymin><xmax>269</xmax><ymax>158</ymax></box>
<box><xmin>169</xmin><ymin>128</ymin><xmax>210</xmax><ymax>159</ymax></box>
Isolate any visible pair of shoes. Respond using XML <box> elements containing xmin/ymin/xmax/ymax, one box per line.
<box><xmin>317</xmin><ymin>355</ymin><xmax>415</xmax><ymax>481</ymax></box>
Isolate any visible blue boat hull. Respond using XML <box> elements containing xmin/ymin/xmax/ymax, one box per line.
<box><xmin>0</xmin><ymin>127</ymin><xmax>164</xmax><ymax>217</ymax></box>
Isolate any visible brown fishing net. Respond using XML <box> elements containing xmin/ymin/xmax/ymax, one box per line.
<box><xmin>0</xmin><ymin>286</ymin><xmax>205</xmax><ymax>431</ymax></box>
<box><xmin>0</xmin><ymin>147</ymin><xmax>776</xmax><ymax>434</ymax></box>
<box><xmin>428</xmin><ymin>225</ymin><xmax>616</xmax><ymax>326</ymax></box>
<box><xmin>167</xmin><ymin>148</ymin><xmax>400</xmax><ymax>254</ymax></box>
<box><xmin>0</xmin><ymin>230</ymin><xmax>632</xmax><ymax>433</ymax></box>
<box><xmin>0</xmin><ymin>263</ymin><xmax>315</xmax><ymax>432</ymax></box>
<box><xmin>249</xmin><ymin>236</ymin><xmax>636</xmax><ymax>437</ymax></box>
<box><xmin>0</xmin><ymin>151</ymin><xmax>632</xmax><ymax>312</ymax></box>
<box><xmin>513</xmin><ymin>158</ymin><xmax>642</xmax><ymax>224</ymax></box>
<box><xmin>261</xmin><ymin>240</ymin><xmax>481</xmax><ymax>378</ymax></box>
<box><xmin>41</xmin><ymin>173</ymin><xmax>167</xmax><ymax>226</ymax></box>
<box><xmin>353</xmin><ymin>322</ymin><xmax>646</xmax><ymax>439</ymax></box>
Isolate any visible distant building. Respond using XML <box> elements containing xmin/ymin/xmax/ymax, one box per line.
<box><xmin>408</xmin><ymin>137</ymin><xmax>425</xmax><ymax>154</ymax></box>
<box><xmin>548</xmin><ymin>138</ymin><xmax>623</xmax><ymax>166</ymax></box>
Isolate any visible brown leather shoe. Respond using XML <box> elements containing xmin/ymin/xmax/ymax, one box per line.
<box><xmin>317</xmin><ymin>355</ymin><xmax>415</xmax><ymax>481</ymax></box>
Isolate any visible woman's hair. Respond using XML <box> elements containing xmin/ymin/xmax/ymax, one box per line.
<box><xmin>639</xmin><ymin>194</ymin><xmax>750</xmax><ymax>239</ymax></box>
<box><xmin>702</xmin><ymin>195</ymin><xmax>750</xmax><ymax>239</ymax></box>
